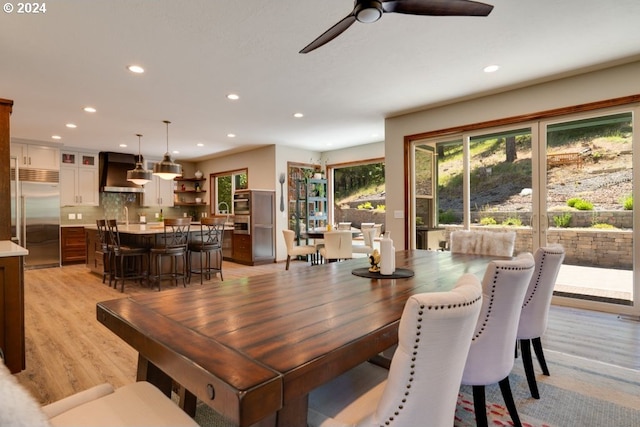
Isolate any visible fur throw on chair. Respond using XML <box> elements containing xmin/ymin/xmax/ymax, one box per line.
<box><xmin>0</xmin><ymin>361</ymin><xmax>51</xmax><ymax>427</ymax></box>
<box><xmin>450</xmin><ymin>230</ymin><xmax>516</xmax><ymax>257</ymax></box>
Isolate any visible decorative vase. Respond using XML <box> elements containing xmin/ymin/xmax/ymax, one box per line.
<box><xmin>194</xmin><ymin>170</ymin><xmax>203</xmax><ymax>179</ymax></box>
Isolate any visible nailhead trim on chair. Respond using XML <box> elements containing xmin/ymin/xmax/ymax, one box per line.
<box><xmin>379</xmin><ymin>295</ymin><xmax>482</xmax><ymax>426</ymax></box>
<box><xmin>473</xmin><ymin>264</ymin><xmax>532</xmax><ymax>341</ymax></box>
<box><xmin>522</xmin><ymin>247</ymin><xmax>563</xmax><ymax>308</ymax></box>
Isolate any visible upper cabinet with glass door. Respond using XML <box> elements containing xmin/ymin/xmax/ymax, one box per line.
<box><xmin>60</xmin><ymin>151</ymin><xmax>99</xmax><ymax>206</ymax></box>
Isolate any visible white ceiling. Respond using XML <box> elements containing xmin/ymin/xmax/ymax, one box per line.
<box><xmin>2</xmin><ymin>0</ymin><xmax>640</xmax><ymax>162</ymax></box>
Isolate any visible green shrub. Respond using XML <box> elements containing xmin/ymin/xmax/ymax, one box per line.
<box><xmin>553</xmin><ymin>213</ymin><xmax>572</xmax><ymax>228</ymax></box>
<box><xmin>480</xmin><ymin>217</ymin><xmax>497</xmax><ymax>225</ymax></box>
<box><xmin>375</xmin><ymin>204</ymin><xmax>385</xmax><ymax>212</ymax></box>
<box><xmin>623</xmin><ymin>195</ymin><xmax>633</xmax><ymax>210</ymax></box>
<box><xmin>573</xmin><ymin>199</ymin><xmax>594</xmax><ymax>210</ymax></box>
<box><xmin>501</xmin><ymin>217</ymin><xmax>522</xmax><ymax>226</ymax></box>
<box><xmin>439</xmin><ymin>209</ymin><xmax>458</xmax><ymax>224</ymax></box>
<box><xmin>591</xmin><ymin>223</ymin><xmax>616</xmax><ymax>229</ymax></box>
<box><xmin>566</xmin><ymin>198</ymin><xmax>581</xmax><ymax>208</ymax></box>
<box><xmin>357</xmin><ymin>201</ymin><xmax>373</xmax><ymax>210</ymax></box>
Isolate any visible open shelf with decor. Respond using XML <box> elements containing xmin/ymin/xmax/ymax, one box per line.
<box><xmin>174</xmin><ymin>176</ymin><xmax>207</xmax><ymax>206</ymax></box>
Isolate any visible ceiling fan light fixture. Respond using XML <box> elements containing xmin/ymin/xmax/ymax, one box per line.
<box><xmin>355</xmin><ymin>0</ymin><xmax>383</xmax><ymax>23</ymax></box>
<box><xmin>153</xmin><ymin>120</ymin><xmax>183</xmax><ymax>180</ymax></box>
<box><xmin>127</xmin><ymin>133</ymin><xmax>152</xmax><ymax>185</ymax></box>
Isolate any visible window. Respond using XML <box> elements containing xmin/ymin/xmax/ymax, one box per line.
<box><xmin>211</xmin><ymin>169</ymin><xmax>247</xmax><ymax>215</ymax></box>
<box><xmin>331</xmin><ymin>159</ymin><xmax>385</xmax><ymax>228</ymax></box>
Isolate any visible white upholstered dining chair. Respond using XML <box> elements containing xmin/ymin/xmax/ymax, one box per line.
<box><xmin>319</xmin><ymin>230</ymin><xmax>353</xmax><ymax>262</ymax></box>
<box><xmin>461</xmin><ymin>252</ymin><xmax>535</xmax><ymax>427</ymax></box>
<box><xmin>450</xmin><ymin>229</ymin><xmax>516</xmax><ymax>257</ymax></box>
<box><xmin>0</xmin><ymin>359</ymin><xmax>198</xmax><ymax>427</ymax></box>
<box><xmin>352</xmin><ymin>227</ymin><xmax>376</xmax><ymax>255</ymax></box>
<box><xmin>282</xmin><ymin>229</ymin><xmax>317</xmax><ymax>269</ymax></box>
<box><xmin>307</xmin><ymin>273</ymin><xmax>483</xmax><ymax>427</ymax></box>
<box><xmin>517</xmin><ymin>245</ymin><xmax>565</xmax><ymax>399</ymax></box>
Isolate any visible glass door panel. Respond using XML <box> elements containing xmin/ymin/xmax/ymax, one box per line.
<box><xmin>468</xmin><ymin>128</ymin><xmax>533</xmax><ymax>248</ymax></box>
<box><xmin>544</xmin><ymin>112</ymin><xmax>633</xmax><ymax>306</ymax></box>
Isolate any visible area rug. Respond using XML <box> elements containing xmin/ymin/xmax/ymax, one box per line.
<box><xmin>193</xmin><ymin>349</ymin><xmax>640</xmax><ymax>427</ymax></box>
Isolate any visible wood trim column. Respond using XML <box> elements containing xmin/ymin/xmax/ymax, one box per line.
<box><xmin>0</xmin><ymin>98</ymin><xmax>13</xmax><ymax>241</ymax></box>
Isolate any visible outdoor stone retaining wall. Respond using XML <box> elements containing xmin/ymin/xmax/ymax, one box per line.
<box><xmin>470</xmin><ymin>210</ymin><xmax>632</xmax><ymax>229</ymax></box>
<box><xmin>443</xmin><ymin>225</ymin><xmax>632</xmax><ymax>269</ymax></box>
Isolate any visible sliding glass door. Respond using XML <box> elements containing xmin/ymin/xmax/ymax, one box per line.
<box><xmin>541</xmin><ymin>111</ymin><xmax>635</xmax><ymax>308</ymax></box>
<box><xmin>409</xmin><ymin>105</ymin><xmax>640</xmax><ymax>316</ymax></box>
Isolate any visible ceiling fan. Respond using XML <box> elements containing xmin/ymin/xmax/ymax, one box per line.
<box><xmin>299</xmin><ymin>0</ymin><xmax>494</xmax><ymax>54</ymax></box>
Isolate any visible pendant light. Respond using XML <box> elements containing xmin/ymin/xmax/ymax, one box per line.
<box><xmin>153</xmin><ymin>120</ymin><xmax>182</xmax><ymax>180</ymax></box>
<box><xmin>126</xmin><ymin>133</ymin><xmax>153</xmax><ymax>185</ymax></box>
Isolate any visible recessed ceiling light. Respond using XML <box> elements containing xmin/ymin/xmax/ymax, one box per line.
<box><xmin>197</xmin><ymin>143</ymin><xmax>204</xmax><ymax>147</ymax></box>
<box><xmin>127</xmin><ymin>65</ymin><xmax>145</xmax><ymax>74</ymax></box>
<box><xmin>119</xmin><ymin>144</ymin><xmax>127</xmax><ymax>148</ymax></box>
<box><xmin>293</xmin><ymin>113</ymin><xmax>304</xmax><ymax>118</ymax></box>
<box><xmin>483</xmin><ymin>64</ymin><xmax>500</xmax><ymax>73</ymax></box>
<box><xmin>83</xmin><ymin>106</ymin><xmax>96</xmax><ymax>113</ymax></box>
<box><xmin>51</xmin><ymin>135</ymin><xmax>62</xmax><ymax>140</ymax></box>
<box><xmin>172</xmin><ymin>150</ymin><xmax>179</xmax><ymax>154</ymax></box>
<box><xmin>227</xmin><ymin>133</ymin><xmax>236</xmax><ymax>138</ymax></box>
<box><xmin>66</xmin><ymin>123</ymin><xmax>77</xmax><ymax>128</ymax></box>
<box><xmin>227</xmin><ymin>94</ymin><xmax>239</xmax><ymax>100</ymax></box>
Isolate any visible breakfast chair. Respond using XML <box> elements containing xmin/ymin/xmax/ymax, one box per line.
<box><xmin>319</xmin><ymin>230</ymin><xmax>353</xmax><ymax>262</ymax></box>
<box><xmin>461</xmin><ymin>252</ymin><xmax>535</xmax><ymax>427</ymax></box>
<box><xmin>95</xmin><ymin>219</ymin><xmax>113</xmax><ymax>284</ymax></box>
<box><xmin>307</xmin><ymin>273</ymin><xmax>483</xmax><ymax>427</ymax></box>
<box><xmin>188</xmin><ymin>217</ymin><xmax>224</xmax><ymax>284</ymax></box>
<box><xmin>106</xmin><ymin>219</ymin><xmax>149</xmax><ymax>292</ymax></box>
<box><xmin>450</xmin><ymin>229</ymin><xmax>516</xmax><ymax>257</ymax></box>
<box><xmin>150</xmin><ymin>217</ymin><xmax>191</xmax><ymax>291</ymax></box>
<box><xmin>517</xmin><ymin>245</ymin><xmax>565</xmax><ymax>399</ymax></box>
<box><xmin>282</xmin><ymin>229</ymin><xmax>317</xmax><ymax>269</ymax></box>
<box><xmin>352</xmin><ymin>226</ymin><xmax>376</xmax><ymax>255</ymax></box>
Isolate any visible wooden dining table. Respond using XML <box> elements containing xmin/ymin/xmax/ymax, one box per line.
<box><xmin>96</xmin><ymin>250</ymin><xmax>497</xmax><ymax>427</ymax></box>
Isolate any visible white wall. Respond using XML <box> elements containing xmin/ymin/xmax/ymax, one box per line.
<box><xmin>385</xmin><ymin>60</ymin><xmax>640</xmax><ymax>249</ymax></box>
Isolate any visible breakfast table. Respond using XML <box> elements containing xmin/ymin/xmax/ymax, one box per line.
<box><xmin>96</xmin><ymin>249</ymin><xmax>498</xmax><ymax>427</ymax></box>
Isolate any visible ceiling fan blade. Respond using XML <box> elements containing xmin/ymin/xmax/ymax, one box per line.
<box><xmin>299</xmin><ymin>14</ymin><xmax>357</xmax><ymax>54</ymax></box>
<box><xmin>382</xmin><ymin>0</ymin><xmax>493</xmax><ymax>16</ymax></box>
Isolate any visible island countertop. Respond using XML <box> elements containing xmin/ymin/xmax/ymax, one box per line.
<box><xmin>84</xmin><ymin>222</ymin><xmax>233</xmax><ymax>235</ymax></box>
<box><xmin>0</xmin><ymin>241</ymin><xmax>29</xmax><ymax>257</ymax></box>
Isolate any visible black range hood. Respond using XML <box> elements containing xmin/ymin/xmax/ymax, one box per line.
<box><xmin>99</xmin><ymin>151</ymin><xmax>145</xmax><ymax>193</ymax></box>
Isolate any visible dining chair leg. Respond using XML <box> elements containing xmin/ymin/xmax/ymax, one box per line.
<box><xmin>286</xmin><ymin>255</ymin><xmax>291</xmax><ymax>270</ymax></box>
<box><xmin>472</xmin><ymin>385</ymin><xmax>488</xmax><ymax>427</ymax></box>
<box><xmin>532</xmin><ymin>337</ymin><xmax>550</xmax><ymax>375</ymax></box>
<box><xmin>520</xmin><ymin>339</ymin><xmax>540</xmax><ymax>399</ymax></box>
<box><xmin>498</xmin><ymin>377</ymin><xmax>522</xmax><ymax>427</ymax></box>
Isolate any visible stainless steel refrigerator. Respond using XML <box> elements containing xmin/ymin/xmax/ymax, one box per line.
<box><xmin>11</xmin><ymin>160</ymin><xmax>61</xmax><ymax>269</ymax></box>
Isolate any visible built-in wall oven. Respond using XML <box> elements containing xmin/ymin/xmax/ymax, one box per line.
<box><xmin>234</xmin><ymin>215</ymin><xmax>250</xmax><ymax>234</ymax></box>
<box><xmin>233</xmin><ymin>191</ymin><xmax>250</xmax><ymax>214</ymax></box>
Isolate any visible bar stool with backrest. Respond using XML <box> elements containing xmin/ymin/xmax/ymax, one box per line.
<box><xmin>107</xmin><ymin>219</ymin><xmax>149</xmax><ymax>293</ymax></box>
<box><xmin>95</xmin><ymin>219</ymin><xmax>113</xmax><ymax>285</ymax></box>
<box><xmin>188</xmin><ymin>217</ymin><xmax>224</xmax><ymax>284</ymax></box>
<box><xmin>150</xmin><ymin>217</ymin><xmax>191</xmax><ymax>291</ymax></box>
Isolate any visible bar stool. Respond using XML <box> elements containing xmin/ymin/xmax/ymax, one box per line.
<box><xmin>188</xmin><ymin>217</ymin><xmax>224</xmax><ymax>284</ymax></box>
<box><xmin>95</xmin><ymin>219</ymin><xmax>113</xmax><ymax>284</ymax></box>
<box><xmin>106</xmin><ymin>220</ymin><xmax>149</xmax><ymax>292</ymax></box>
<box><xmin>150</xmin><ymin>217</ymin><xmax>191</xmax><ymax>291</ymax></box>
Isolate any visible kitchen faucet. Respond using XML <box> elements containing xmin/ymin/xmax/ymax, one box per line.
<box><xmin>124</xmin><ymin>206</ymin><xmax>129</xmax><ymax>226</ymax></box>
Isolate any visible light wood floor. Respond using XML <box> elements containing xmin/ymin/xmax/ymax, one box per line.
<box><xmin>15</xmin><ymin>258</ymin><xmax>640</xmax><ymax>406</ymax></box>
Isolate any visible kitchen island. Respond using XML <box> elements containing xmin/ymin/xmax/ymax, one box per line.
<box><xmin>0</xmin><ymin>240</ymin><xmax>29</xmax><ymax>373</ymax></box>
<box><xmin>85</xmin><ymin>221</ymin><xmax>232</xmax><ymax>278</ymax></box>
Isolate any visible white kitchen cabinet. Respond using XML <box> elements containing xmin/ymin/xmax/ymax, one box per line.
<box><xmin>11</xmin><ymin>142</ymin><xmax>60</xmax><ymax>170</ymax></box>
<box><xmin>141</xmin><ymin>161</ymin><xmax>175</xmax><ymax>207</ymax></box>
<box><xmin>60</xmin><ymin>151</ymin><xmax>99</xmax><ymax>206</ymax></box>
